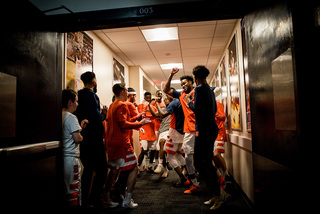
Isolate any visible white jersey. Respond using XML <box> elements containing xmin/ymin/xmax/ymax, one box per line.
<box><xmin>62</xmin><ymin>111</ymin><xmax>81</xmax><ymax>157</ymax></box>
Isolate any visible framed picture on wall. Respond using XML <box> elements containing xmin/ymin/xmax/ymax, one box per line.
<box><xmin>213</xmin><ymin>68</ymin><xmax>220</xmax><ymax>88</ymax></box>
<box><xmin>218</xmin><ymin>55</ymin><xmax>229</xmax><ymax>129</ymax></box>
<box><xmin>113</xmin><ymin>58</ymin><xmax>125</xmax><ymax>85</ymax></box>
<box><xmin>65</xmin><ymin>31</ymin><xmax>93</xmax><ymax>91</ymax></box>
<box><xmin>228</xmin><ymin>33</ymin><xmax>242</xmax><ymax>131</ymax></box>
<box><xmin>241</xmin><ymin>19</ymin><xmax>251</xmax><ymax>132</ymax></box>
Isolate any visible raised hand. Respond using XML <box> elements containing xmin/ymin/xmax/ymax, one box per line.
<box><xmin>171</xmin><ymin>67</ymin><xmax>179</xmax><ymax>75</ymax></box>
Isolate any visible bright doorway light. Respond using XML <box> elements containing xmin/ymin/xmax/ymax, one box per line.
<box><xmin>142</xmin><ymin>27</ymin><xmax>179</xmax><ymax>42</ymax></box>
<box><xmin>160</xmin><ymin>63</ymin><xmax>183</xmax><ymax>70</ymax></box>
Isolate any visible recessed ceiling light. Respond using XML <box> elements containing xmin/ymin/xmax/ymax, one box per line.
<box><xmin>142</xmin><ymin>27</ymin><xmax>179</xmax><ymax>42</ymax></box>
<box><xmin>160</xmin><ymin>63</ymin><xmax>183</xmax><ymax>70</ymax></box>
<box><xmin>171</xmin><ymin>80</ymin><xmax>181</xmax><ymax>84</ymax></box>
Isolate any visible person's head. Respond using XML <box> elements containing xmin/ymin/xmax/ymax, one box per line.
<box><xmin>81</xmin><ymin>71</ymin><xmax>97</xmax><ymax>93</ymax></box>
<box><xmin>144</xmin><ymin>92</ymin><xmax>152</xmax><ymax>103</ymax></box>
<box><xmin>127</xmin><ymin>87</ymin><xmax>137</xmax><ymax>103</ymax></box>
<box><xmin>163</xmin><ymin>97</ymin><xmax>171</xmax><ymax>106</ymax></box>
<box><xmin>180</xmin><ymin>75</ymin><xmax>194</xmax><ymax>93</ymax></box>
<box><xmin>112</xmin><ymin>83</ymin><xmax>127</xmax><ymax>101</ymax></box>
<box><xmin>192</xmin><ymin>65</ymin><xmax>210</xmax><ymax>80</ymax></box>
<box><xmin>156</xmin><ymin>90</ymin><xmax>163</xmax><ymax>99</ymax></box>
<box><xmin>62</xmin><ymin>89</ymin><xmax>78</xmax><ymax>113</ymax></box>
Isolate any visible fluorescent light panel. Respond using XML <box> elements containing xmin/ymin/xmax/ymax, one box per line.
<box><xmin>142</xmin><ymin>27</ymin><xmax>179</xmax><ymax>42</ymax></box>
<box><xmin>160</xmin><ymin>63</ymin><xmax>183</xmax><ymax>70</ymax></box>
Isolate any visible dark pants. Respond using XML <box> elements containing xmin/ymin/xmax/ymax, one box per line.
<box><xmin>193</xmin><ymin>130</ymin><xmax>220</xmax><ymax>195</ymax></box>
<box><xmin>80</xmin><ymin>142</ymin><xmax>108</xmax><ymax>206</ymax></box>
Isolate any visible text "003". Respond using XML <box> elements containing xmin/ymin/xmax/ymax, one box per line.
<box><xmin>138</xmin><ymin>7</ymin><xmax>154</xmax><ymax>15</ymax></box>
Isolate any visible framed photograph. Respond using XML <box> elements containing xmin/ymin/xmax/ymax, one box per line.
<box><xmin>213</xmin><ymin>68</ymin><xmax>220</xmax><ymax>88</ymax></box>
<box><xmin>218</xmin><ymin>56</ymin><xmax>229</xmax><ymax>129</ymax></box>
<box><xmin>113</xmin><ymin>58</ymin><xmax>125</xmax><ymax>85</ymax></box>
<box><xmin>241</xmin><ymin>19</ymin><xmax>251</xmax><ymax>132</ymax></box>
<box><xmin>228</xmin><ymin>33</ymin><xmax>242</xmax><ymax>131</ymax></box>
<box><xmin>65</xmin><ymin>31</ymin><xmax>93</xmax><ymax>91</ymax></box>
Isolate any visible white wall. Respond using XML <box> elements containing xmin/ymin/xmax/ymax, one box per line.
<box><xmin>86</xmin><ymin>31</ymin><xmax>129</xmax><ymax>107</ymax></box>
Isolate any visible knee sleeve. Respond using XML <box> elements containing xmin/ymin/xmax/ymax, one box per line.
<box><xmin>185</xmin><ymin>154</ymin><xmax>195</xmax><ymax>175</ymax></box>
<box><xmin>167</xmin><ymin>153</ymin><xmax>180</xmax><ymax>169</ymax></box>
<box><xmin>175</xmin><ymin>153</ymin><xmax>186</xmax><ymax>166</ymax></box>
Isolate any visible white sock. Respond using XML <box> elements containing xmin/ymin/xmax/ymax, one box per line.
<box><xmin>191</xmin><ymin>178</ymin><xmax>199</xmax><ymax>187</ymax></box>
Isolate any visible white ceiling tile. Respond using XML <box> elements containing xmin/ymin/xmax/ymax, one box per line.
<box><xmin>157</xmin><ymin>57</ymin><xmax>182</xmax><ymax>64</ymax></box>
<box><xmin>116</xmin><ymin>42</ymin><xmax>150</xmax><ymax>53</ymax></box>
<box><xmin>107</xmin><ymin>43</ymin><xmax>121</xmax><ymax>53</ymax></box>
<box><xmin>183</xmin><ymin>63</ymin><xmax>197</xmax><ymax>72</ymax></box>
<box><xmin>148</xmin><ymin>40</ymin><xmax>180</xmax><ymax>51</ymax></box>
<box><xmin>212</xmin><ymin>37</ymin><xmax>229</xmax><ymax>47</ymax></box>
<box><xmin>132</xmin><ymin>57</ymin><xmax>158</xmax><ymax>66</ymax></box>
<box><xmin>143</xmin><ymin>69</ymin><xmax>166</xmax><ymax>82</ymax></box>
<box><xmin>153</xmin><ymin>49</ymin><xmax>181</xmax><ymax>58</ymax></box>
<box><xmin>180</xmin><ymin>38</ymin><xmax>212</xmax><ymax>49</ymax></box>
<box><xmin>210</xmin><ymin>46</ymin><xmax>225</xmax><ymax>55</ymax></box>
<box><xmin>214</xmin><ymin>23</ymin><xmax>235</xmax><ymax>37</ymax></box>
<box><xmin>179</xmin><ymin>25</ymin><xmax>215</xmax><ymax>39</ymax></box>
<box><xmin>124</xmin><ymin>60</ymin><xmax>134</xmax><ymax>66</ymax></box>
<box><xmin>182</xmin><ymin>48</ymin><xmax>210</xmax><ymax>57</ymax></box>
<box><xmin>183</xmin><ymin>56</ymin><xmax>207</xmax><ymax>64</ymax></box>
<box><xmin>105</xmin><ymin>30</ymin><xmax>145</xmax><ymax>44</ymax></box>
<box><xmin>208</xmin><ymin>55</ymin><xmax>220</xmax><ymax>64</ymax></box>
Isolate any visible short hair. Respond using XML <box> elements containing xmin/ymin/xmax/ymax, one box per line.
<box><xmin>128</xmin><ymin>87</ymin><xmax>136</xmax><ymax>93</ymax></box>
<box><xmin>80</xmin><ymin>71</ymin><xmax>96</xmax><ymax>85</ymax></box>
<box><xmin>112</xmin><ymin>83</ymin><xmax>126</xmax><ymax>96</ymax></box>
<box><xmin>180</xmin><ymin>75</ymin><xmax>194</xmax><ymax>84</ymax></box>
<box><xmin>144</xmin><ymin>92</ymin><xmax>151</xmax><ymax>97</ymax></box>
<box><xmin>192</xmin><ymin>65</ymin><xmax>210</xmax><ymax>79</ymax></box>
<box><xmin>62</xmin><ymin>89</ymin><xmax>77</xmax><ymax>108</ymax></box>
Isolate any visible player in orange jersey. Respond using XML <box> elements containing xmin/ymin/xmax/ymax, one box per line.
<box><xmin>163</xmin><ymin>67</ymin><xmax>201</xmax><ymax>195</ymax></box>
<box><xmin>150</xmin><ymin>90</ymin><xmax>166</xmax><ymax>169</ymax></box>
<box><xmin>105</xmin><ymin>84</ymin><xmax>151</xmax><ymax>209</ymax></box>
<box><xmin>214</xmin><ymin>101</ymin><xmax>228</xmax><ymax>190</ymax></box>
<box><xmin>137</xmin><ymin>92</ymin><xmax>158</xmax><ymax>173</ymax></box>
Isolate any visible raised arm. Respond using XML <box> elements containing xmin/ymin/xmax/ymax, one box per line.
<box><xmin>163</xmin><ymin>67</ymin><xmax>179</xmax><ymax>96</ymax></box>
<box><xmin>156</xmin><ymin>102</ymin><xmax>170</xmax><ymax>118</ymax></box>
<box><xmin>148</xmin><ymin>102</ymin><xmax>160</xmax><ymax>117</ymax></box>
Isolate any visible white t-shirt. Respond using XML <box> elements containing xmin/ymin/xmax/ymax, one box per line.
<box><xmin>62</xmin><ymin>111</ymin><xmax>81</xmax><ymax>157</ymax></box>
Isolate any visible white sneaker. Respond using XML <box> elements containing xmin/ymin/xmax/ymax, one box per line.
<box><xmin>105</xmin><ymin>201</ymin><xmax>119</xmax><ymax>208</ymax></box>
<box><xmin>161</xmin><ymin>167</ymin><xmax>169</xmax><ymax>178</ymax></box>
<box><xmin>122</xmin><ymin>199</ymin><xmax>138</xmax><ymax>209</ymax></box>
<box><xmin>154</xmin><ymin>164</ymin><xmax>164</xmax><ymax>174</ymax></box>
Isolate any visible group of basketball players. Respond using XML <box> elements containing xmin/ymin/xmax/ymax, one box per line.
<box><xmin>62</xmin><ymin>65</ymin><xmax>230</xmax><ymax>211</ymax></box>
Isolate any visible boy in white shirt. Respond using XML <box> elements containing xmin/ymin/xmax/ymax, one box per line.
<box><xmin>62</xmin><ymin>89</ymin><xmax>88</xmax><ymax>207</ymax></box>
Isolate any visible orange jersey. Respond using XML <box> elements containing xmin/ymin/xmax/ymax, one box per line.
<box><xmin>124</xmin><ymin>101</ymin><xmax>139</xmax><ymax>145</ymax></box>
<box><xmin>179</xmin><ymin>89</ymin><xmax>196</xmax><ymax>133</ymax></box>
<box><xmin>137</xmin><ymin>101</ymin><xmax>157</xmax><ymax>141</ymax></box>
<box><xmin>150</xmin><ymin>100</ymin><xmax>166</xmax><ymax>131</ymax></box>
<box><xmin>125</xmin><ymin>101</ymin><xmax>139</xmax><ymax>118</ymax></box>
<box><xmin>215</xmin><ymin>101</ymin><xmax>227</xmax><ymax>142</ymax></box>
<box><xmin>106</xmin><ymin>100</ymin><xmax>142</xmax><ymax>160</ymax></box>
<box><xmin>102</xmin><ymin>120</ymin><xmax>108</xmax><ymax>151</ymax></box>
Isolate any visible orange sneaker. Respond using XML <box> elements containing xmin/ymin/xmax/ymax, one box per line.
<box><xmin>184</xmin><ymin>185</ymin><xmax>200</xmax><ymax>194</ymax></box>
<box><xmin>184</xmin><ymin>179</ymin><xmax>191</xmax><ymax>186</ymax></box>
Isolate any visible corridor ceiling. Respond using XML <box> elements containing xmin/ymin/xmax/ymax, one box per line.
<box><xmin>28</xmin><ymin>0</ymin><xmax>239</xmax><ymax>90</ymax></box>
<box><xmin>93</xmin><ymin>19</ymin><xmax>237</xmax><ymax>89</ymax></box>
